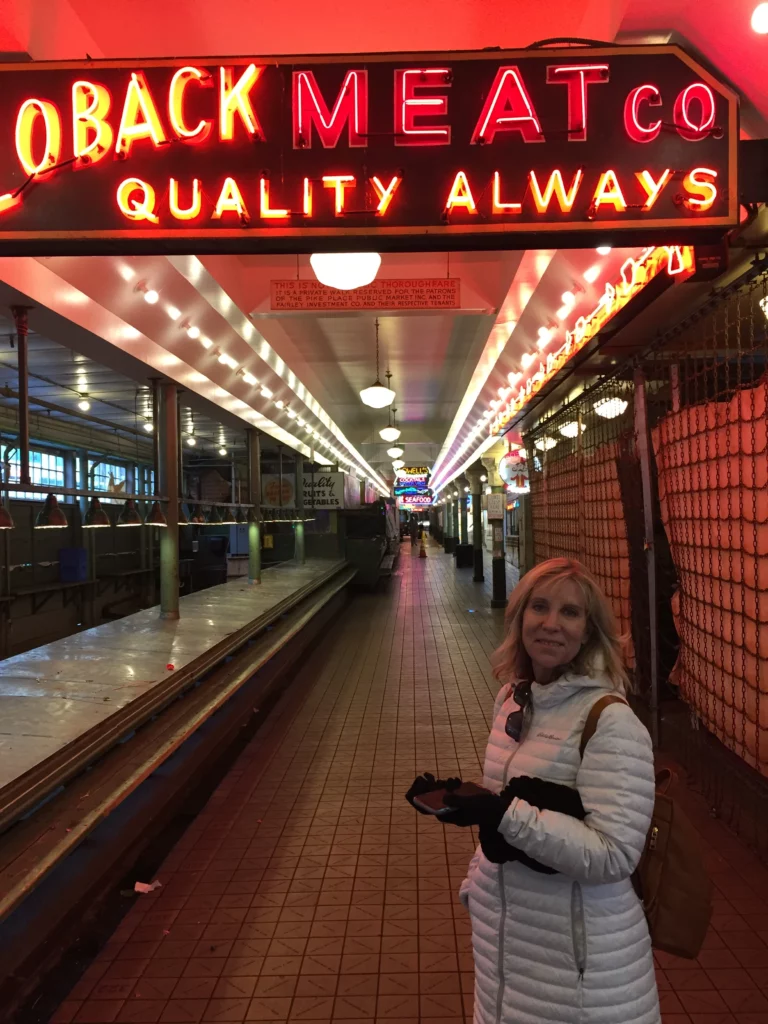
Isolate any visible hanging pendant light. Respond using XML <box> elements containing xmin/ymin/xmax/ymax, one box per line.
<box><xmin>392</xmin><ymin>459</ymin><xmax>405</xmax><ymax>470</ymax></box>
<box><xmin>178</xmin><ymin>503</ymin><xmax>190</xmax><ymax>527</ymax></box>
<box><xmin>146</xmin><ymin>500</ymin><xmax>168</xmax><ymax>527</ymax></box>
<box><xmin>206</xmin><ymin>505</ymin><xmax>223</xmax><ymax>525</ymax></box>
<box><xmin>310</xmin><ymin>252</ymin><xmax>381</xmax><ymax>290</ymax></box>
<box><xmin>0</xmin><ymin>497</ymin><xmax>14</xmax><ymax>530</ymax></box>
<box><xmin>35</xmin><ymin>493</ymin><xmax>68</xmax><ymax>529</ymax></box>
<box><xmin>220</xmin><ymin>506</ymin><xmax>237</xmax><ymax>524</ymax></box>
<box><xmin>360</xmin><ymin>319</ymin><xmax>396</xmax><ymax>409</ymax></box>
<box><xmin>117</xmin><ymin>498</ymin><xmax>143</xmax><ymax>527</ymax></box>
<box><xmin>379</xmin><ymin>387</ymin><xmax>401</xmax><ymax>443</ymax></box>
<box><xmin>386</xmin><ymin>446</ymin><xmax>404</xmax><ymax>459</ymax></box>
<box><xmin>190</xmin><ymin>504</ymin><xmax>204</xmax><ymax>524</ymax></box>
<box><xmin>236</xmin><ymin>506</ymin><xmax>248</xmax><ymax>524</ymax></box>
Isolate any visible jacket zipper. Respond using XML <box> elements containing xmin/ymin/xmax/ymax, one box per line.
<box><xmin>571</xmin><ymin>881</ymin><xmax>587</xmax><ymax>977</ymax></box>
<box><xmin>494</xmin><ymin>702</ymin><xmax>531</xmax><ymax>1024</ymax></box>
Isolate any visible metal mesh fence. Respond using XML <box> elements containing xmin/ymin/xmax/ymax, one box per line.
<box><xmin>523</xmin><ymin>260</ymin><xmax>768</xmax><ymax>857</ymax></box>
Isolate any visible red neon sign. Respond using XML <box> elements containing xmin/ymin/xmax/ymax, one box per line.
<box><xmin>0</xmin><ymin>47</ymin><xmax>738</xmax><ymax>251</ymax></box>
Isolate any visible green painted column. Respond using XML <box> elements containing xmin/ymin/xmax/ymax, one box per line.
<box><xmin>158</xmin><ymin>382</ymin><xmax>179</xmax><ymax>619</ymax></box>
<box><xmin>247</xmin><ymin>428</ymin><xmax>262</xmax><ymax>585</ymax></box>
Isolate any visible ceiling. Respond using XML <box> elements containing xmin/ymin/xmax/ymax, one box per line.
<box><xmin>0</xmin><ymin>0</ymin><xmax>762</xmax><ymax>492</ymax></box>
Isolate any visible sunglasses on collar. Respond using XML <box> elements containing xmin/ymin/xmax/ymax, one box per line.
<box><xmin>505</xmin><ymin>680</ymin><xmax>532</xmax><ymax>742</ymax></box>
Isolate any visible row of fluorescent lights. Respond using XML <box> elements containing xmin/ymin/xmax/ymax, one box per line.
<box><xmin>132</xmin><ymin>277</ymin><xmax>388</xmax><ymax>489</ymax></box>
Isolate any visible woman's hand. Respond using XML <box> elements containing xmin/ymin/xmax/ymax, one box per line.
<box><xmin>405</xmin><ymin>772</ymin><xmax>461</xmax><ymax>814</ymax></box>
<box><xmin>442</xmin><ymin>791</ymin><xmax>506</xmax><ymax>828</ymax></box>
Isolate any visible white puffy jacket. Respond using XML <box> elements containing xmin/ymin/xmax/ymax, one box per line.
<box><xmin>460</xmin><ymin>672</ymin><xmax>660</xmax><ymax>1024</ymax></box>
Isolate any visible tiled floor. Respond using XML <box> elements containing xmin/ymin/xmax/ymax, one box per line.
<box><xmin>48</xmin><ymin>542</ymin><xmax>768</xmax><ymax>1024</ymax></box>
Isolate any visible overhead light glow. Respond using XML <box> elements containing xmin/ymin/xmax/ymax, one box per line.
<box><xmin>143</xmin><ymin>420</ymin><xmax>153</xmax><ymax>432</ymax></box>
<box><xmin>260</xmin><ymin>386</ymin><xmax>273</xmax><ymax>399</ymax></box>
<box><xmin>218</xmin><ymin>447</ymin><xmax>227</xmax><ymax>456</ymax></box>
<box><xmin>593</xmin><ymin>396</ymin><xmax>628</xmax><ymax>419</ymax></box>
<box><xmin>242</xmin><ymin>372</ymin><xmax>258</xmax><ymax>386</ymax></box>
<box><xmin>310</xmin><ymin>252</ymin><xmax>381</xmax><ymax>290</ymax></box>
<box><xmin>386</xmin><ymin>446</ymin><xmax>404</xmax><ymax>458</ymax></box>
<box><xmin>77</xmin><ymin>396</ymin><xmax>90</xmax><ymax>411</ymax></box>
<box><xmin>534</xmin><ymin>436</ymin><xmax>558</xmax><ymax>451</ymax></box>
<box><xmin>537</xmin><ymin>327</ymin><xmax>554</xmax><ymax>349</ymax></box>
<box><xmin>379</xmin><ymin>425</ymin><xmax>401</xmax><ymax>443</ymax></box>
<box><xmin>752</xmin><ymin>2</ymin><xmax>768</xmax><ymax>31</ymax></box>
<box><xmin>360</xmin><ymin>381</ymin><xmax>396</xmax><ymax>408</ymax></box>
<box><xmin>186</xmin><ymin>435</ymin><xmax>196</xmax><ymax>446</ymax></box>
<box><xmin>187</xmin><ymin>325</ymin><xmax>200</xmax><ymax>339</ymax></box>
<box><xmin>392</xmin><ymin>459</ymin><xmax>405</xmax><ymax>470</ymax></box>
<box><xmin>583</xmin><ymin>265</ymin><xmax>601</xmax><ymax>284</ymax></box>
<box><xmin>596</xmin><ymin>245</ymin><xmax>612</xmax><ymax>256</ymax></box>
<box><xmin>275</xmin><ymin>399</ymin><xmax>285</xmax><ymax>409</ymax></box>
<box><xmin>144</xmin><ymin>288</ymin><xmax>158</xmax><ymax>304</ymax></box>
<box><xmin>167</xmin><ymin>306</ymin><xmax>181</xmax><ymax>320</ymax></box>
<box><xmin>559</xmin><ymin>421</ymin><xmax>586</xmax><ymax>438</ymax></box>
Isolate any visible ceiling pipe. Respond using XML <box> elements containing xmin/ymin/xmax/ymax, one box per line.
<box><xmin>10</xmin><ymin>306</ymin><xmax>32</xmax><ymax>486</ymax></box>
<box><xmin>0</xmin><ymin>385</ymin><xmax>151</xmax><ymax>439</ymax></box>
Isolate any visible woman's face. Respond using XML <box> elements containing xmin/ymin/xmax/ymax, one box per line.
<box><xmin>521</xmin><ymin>578</ymin><xmax>590</xmax><ymax>683</ymax></box>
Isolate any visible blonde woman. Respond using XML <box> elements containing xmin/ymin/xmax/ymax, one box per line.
<box><xmin>408</xmin><ymin>558</ymin><xmax>659</xmax><ymax>1024</ymax></box>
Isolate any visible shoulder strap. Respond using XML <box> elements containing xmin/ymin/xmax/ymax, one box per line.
<box><xmin>579</xmin><ymin>694</ymin><xmax>628</xmax><ymax>758</ymax></box>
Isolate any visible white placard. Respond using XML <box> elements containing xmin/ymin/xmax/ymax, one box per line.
<box><xmin>487</xmin><ymin>492</ymin><xmax>505</xmax><ymax>520</ymax></box>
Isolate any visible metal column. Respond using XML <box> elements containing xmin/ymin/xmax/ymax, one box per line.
<box><xmin>11</xmin><ymin>307</ymin><xmax>32</xmax><ymax>486</ymax></box>
<box><xmin>633</xmin><ymin>368</ymin><xmax>659</xmax><ymax>748</ymax></box>
<box><xmin>158</xmin><ymin>382</ymin><xmax>179</xmax><ymax>619</ymax></box>
<box><xmin>471</xmin><ymin>483</ymin><xmax>484</xmax><ymax>582</ymax></box>
<box><xmin>294</xmin><ymin>454</ymin><xmax>305</xmax><ymax>564</ymax></box>
<box><xmin>247</xmin><ymin>428</ymin><xmax>262</xmax><ymax>585</ymax></box>
<box><xmin>459</xmin><ymin>492</ymin><xmax>469</xmax><ymax>545</ymax></box>
<box><xmin>490</xmin><ymin>486</ymin><xmax>507</xmax><ymax>609</ymax></box>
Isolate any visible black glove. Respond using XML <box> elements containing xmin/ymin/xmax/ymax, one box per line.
<box><xmin>442</xmin><ymin>790</ymin><xmax>507</xmax><ymax>828</ymax></box>
<box><xmin>405</xmin><ymin>772</ymin><xmax>461</xmax><ymax>815</ymax></box>
<box><xmin>448</xmin><ymin>776</ymin><xmax>586</xmax><ymax>873</ymax></box>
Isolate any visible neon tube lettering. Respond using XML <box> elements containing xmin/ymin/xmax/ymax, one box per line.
<box><xmin>394</xmin><ymin>68</ymin><xmax>451</xmax><ymax>146</ymax></box>
<box><xmin>116</xmin><ymin>177</ymin><xmax>159</xmax><ymax>222</ymax></box>
<box><xmin>169</xmin><ymin>177</ymin><xmax>202</xmax><ymax>220</ymax></box>
<box><xmin>219</xmin><ymin>64</ymin><xmax>264</xmax><ymax>141</ymax></box>
<box><xmin>292</xmin><ymin>70</ymin><xmax>368</xmax><ymax>148</ymax></box>
<box><xmin>370</xmin><ymin>175</ymin><xmax>401</xmax><ymax>215</ymax></box>
<box><xmin>212</xmin><ymin>176</ymin><xmax>249</xmax><ymax>219</ymax></box>
<box><xmin>471</xmin><ymin>67</ymin><xmax>544</xmax><ymax>144</ymax></box>
<box><xmin>492</xmin><ymin>171</ymin><xmax>521</xmax><ymax>214</ymax></box>
<box><xmin>674</xmin><ymin>83</ymin><xmax>716</xmax><ymax>141</ymax></box>
<box><xmin>72</xmin><ymin>81</ymin><xmax>113</xmax><ymax>164</ymax></box>
<box><xmin>635</xmin><ymin>168</ymin><xmax>672</xmax><ymax>210</ymax></box>
<box><xmin>15</xmin><ymin>98</ymin><xmax>62</xmax><ymax>176</ymax></box>
<box><xmin>623</xmin><ymin>84</ymin><xmax>662</xmax><ymax>143</ymax></box>
<box><xmin>683</xmin><ymin>167</ymin><xmax>717</xmax><ymax>211</ymax></box>
<box><xmin>303</xmin><ymin>177</ymin><xmax>313</xmax><ymax>217</ymax></box>
<box><xmin>259</xmin><ymin>177</ymin><xmax>290</xmax><ymax>218</ymax></box>
<box><xmin>529</xmin><ymin>168</ymin><xmax>583</xmax><ymax>213</ymax></box>
<box><xmin>591</xmin><ymin>170</ymin><xmax>627</xmax><ymax>212</ymax></box>
<box><xmin>322</xmin><ymin>175</ymin><xmax>355</xmax><ymax>214</ymax></box>
<box><xmin>445</xmin><ymin>170</ymin><xmax>477</xmax><ymax>213</ymax></box>
<box><xmin>0</xmin><ymin>192</ymin><xmax>22</xmax><ymax>216</ymax></box>
<box><xmin>168</xmin><ymin>66</ymin><xmax>213</xmax><ymax>143</ymax></box>
<box><xmin>115</xmin><ymin>72</ymin><xmax>167</xmax><ymax>157</ymax></box>
<box><xmin>545</xmin><ymin>64</ymin><xmax>609</xmax><ymax>142</ymax></box>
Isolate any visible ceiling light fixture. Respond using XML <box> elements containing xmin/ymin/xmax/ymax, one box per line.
<box><xmin>136</xmin><ymin>281</ymin><xmax>158</xmax><ymax>304</ymax></box>
<box><xmin>360</xmin><ymin>319</ymin><xmax>396</xmax><ymax>409</ymax></box>
<box><xmin>310</xmin><ymin>252</ymin><xmax>381</xmax><ymax>290</ymax></box>
<box><xmin>35</xmin><ymin>493</ymin><xmax>68</xmax><ymax>529</ymax></box>
<box><xmin>261</xmin><ymin>386</ymin><xmax>273</xmax><ymax>399</ymax></box>
<box><xmin>83</xmin><ymin>497</ymin><xmax>111</xmax><ymax>528</ymax></box>
<box><xmin>167</xmin><ymin>306</ymin><xmax>181</xmax><ymax>320</ymax></box>
<box><xmin>534</xmin><ymin>436</ymin><xmax>558</xmax><ymax>451</ymax></box>
<box><xmin>186</xmin><ymin>435</ymin><xmax>196</xmax><ymax>446</ymax></box>
<box><xmin>392</xmin><ymin>459</ymin><xmax>405</xmax><ymax>470</ymax></box>
<box><xmin>186</xmin><ymin>325</ymin><xmax>200</xmax><ymax>339</ymax></box>
<box><xmin>593</xmin><ymin>396</ymin><xmax>629</xmax><ymax>419</ymax></box>
<box><xmin>77</xmin><ymin>394</ymin><xmax>91</xmax><ymax>411</ymax></box>
<box><xmin>583</xmin><ymin>265</ymin><xmax>601</xmax><ymax>284</ymax></box>
<box><xmin>379</xmin><ymin>387</ymin><xmax>401</xmax><ymax>442</ymax></box>
<box><xmin>143</xmin><ymin>420</ymin><xmax>153</xmax><ymax>432</ymax></box>
<box><xmin>117</xmin><ymin>498</ymin><xmax>143</xmax><ymax>527</ymax></box>
<box><xmin>596</xmin><ymin>245</ymin><xmax>612</xmax><ymax>256</ymax></box>
<box><xmin>242</xmin><ymin>372</ymin><xmax>258</xmax><ymax>386</ymax></box>
<box><xmin>753</xmin><ymin>2</ymin><xmax>768</xmax><ymax>30</ymax></box>
<box><xmin>559</xmin><ymin>421</ymin><xmax>587</xmax><ymax>438</ymax></box>
<box><xmin>219</xmin><ymin>446</ymin><xmax>227</xmax><ymax>456</ymax></box>
<box><xmin>387</xmin><ymin>446</ymin><xmax>404</xmax><ymax>459</ymax></box>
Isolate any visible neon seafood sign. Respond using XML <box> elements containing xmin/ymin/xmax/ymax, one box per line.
<box><xmin>490</xmin><ymin>244</ymin><xmax>695</xmax><ymax>435</ymax></box>
<box><xmin>0</xmin><ymin>46</ymin><xmax>738</xmax><ymax>253</ymax></box>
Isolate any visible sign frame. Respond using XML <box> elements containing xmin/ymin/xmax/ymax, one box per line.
<box><xmin>0</xmin><ymin>46</ymin><xmax>739</xmax><ymax>255</ymax></box>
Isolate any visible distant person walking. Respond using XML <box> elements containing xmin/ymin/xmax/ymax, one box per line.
<box><xmin>409</xmin><ymin>514</ymin><xmax>419</xmax><ymax>546</ymax></box>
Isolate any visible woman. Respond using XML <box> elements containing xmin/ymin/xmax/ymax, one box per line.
<box><xmin>437</xmin><ymin>559</ymin><xmax>658</xmax><ymax>1024</ymax></box>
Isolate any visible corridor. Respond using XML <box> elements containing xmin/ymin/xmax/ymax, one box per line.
<box><xmin>52</xmin><ymin>544</ymin><xmax>768</xmax><ymax>1024</ymax></box>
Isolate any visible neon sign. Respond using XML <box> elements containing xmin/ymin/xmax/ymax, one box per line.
<box><xmin>0</xmin><ymin>47</ymin><xmax>737</xmax><ymax>253</ymax></box>
<box><xmin>490</xmin><ymin>245</ymin><xmax>695</xmax><ymax>435</ymax></box>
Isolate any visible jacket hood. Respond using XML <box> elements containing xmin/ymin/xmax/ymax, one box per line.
<box><xmin>531</xmin><ymin>670</ymin><xmax>617</xmax><ymax>710</ymax></box>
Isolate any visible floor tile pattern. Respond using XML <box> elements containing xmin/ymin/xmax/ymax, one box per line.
<box><xmin>48</xmin><ymin>543</ymin><xmax>768</xmax><ymax>1024</ymax></box>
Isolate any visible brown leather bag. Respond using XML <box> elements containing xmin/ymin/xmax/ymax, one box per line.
<box><xmin>580</xmin><ymin>695</ymin><xmax>713</xmax><ymax>959</ymax></box>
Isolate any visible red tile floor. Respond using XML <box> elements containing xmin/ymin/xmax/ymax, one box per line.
<box><xmin>49</xmin><ymin>542</ymin><xmax>768</xmax><ymax>1024</ymax></box>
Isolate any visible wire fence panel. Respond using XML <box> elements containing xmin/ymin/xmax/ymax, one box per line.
<box><xmin>526</xmin><ymin>378</ymin><xmax>636</xmax><ymax>669</ymax></box>
<box><xmin>647</xmin><ymin>271</ymin><xmax>768</xmax><ymax>780</ymax></box>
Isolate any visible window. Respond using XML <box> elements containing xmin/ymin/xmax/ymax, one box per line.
<box><xmin>88</xmin><ymin>460</ymin><xmax>127</xmax><ymax>503</ymax></box>
<box><xmin>0</xmin><ymin>445</ymin><xmax>65</xmax><ymax>501</ymax></box>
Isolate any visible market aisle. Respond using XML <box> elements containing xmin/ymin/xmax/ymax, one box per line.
<box><xmin>51</xmin><ymin>542</ymin><xmax>768</xmax><ymax>1024</ymax></box>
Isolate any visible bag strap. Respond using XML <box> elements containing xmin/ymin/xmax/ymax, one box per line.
<box><xmin>579</xmin><ymin>695</ymin><xmax>628</xmax><ymax>758</ymax></box>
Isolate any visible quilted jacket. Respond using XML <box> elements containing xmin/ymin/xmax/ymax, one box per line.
<box><xmin>459</xmin><ymin>672</ymin><xmax>660</xmax><ymax>1024</ymax></box>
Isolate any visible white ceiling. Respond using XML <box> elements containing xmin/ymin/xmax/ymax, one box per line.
<box><xmin>0</xmin><ymin>0</ymin><xmax>761</xmax><ymax>489</ymax></box>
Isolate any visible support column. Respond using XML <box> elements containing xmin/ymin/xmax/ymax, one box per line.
<box><xmin>634</xmin><ymin>369</ymin><xmax>659</xmax><ymax>748</ymax></box>
<box><xmin>466</xmin><ymin>465</ymin><xmax>484</xmax><ymax>582</ymax></box>
<box><xmin>490</xmin><ymin>485</ymin><xmax>507</xmax><ymax>609</ymax></box>
<box><xmin>158</xmin><ymin>382</ymin><xmax>179</xmax><ymax>619</ymax></box>
<box><xmin>11</xmin><ymin>307</ymin><xmax>32</xmax><ymax>486</ymax></box>
<box><xmin>444</xmin><ymin>497</ymin><xmax>455</xmax><ymax>553</ymax></box>
<box><xmin>458</xmin><ymin>477</ymin><xmax>469</xmax><ymax>546</ymax></box>
<box><xmin>247</xmin><ymin>428</ymin><xmax>262</xmax><ymax>585</ymax></box>
<box><xmin>294</xmin><ymin>455</ymin><xmax>305</xmax><ymax>564</ymax></box>
<box><xmin>518</xmin><ymin>492</ymin><xmax>535</xmax><ymax>577</ymax></box>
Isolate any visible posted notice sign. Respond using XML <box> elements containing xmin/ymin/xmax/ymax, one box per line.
<box><xmin>271</xmin><ymin>277</ymin><xmax>460</xmax><ymax>311</ymax></box>
<box><xmin>487</xmin><ymin>493</ymin><xmax>505</xmax><ymax>520</ymax></box>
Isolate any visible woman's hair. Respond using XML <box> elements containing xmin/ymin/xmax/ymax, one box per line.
<box><xmin>490</xmin><ymin>557</ymin><xmax>631</xmax><ymax>692</ymax></box>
